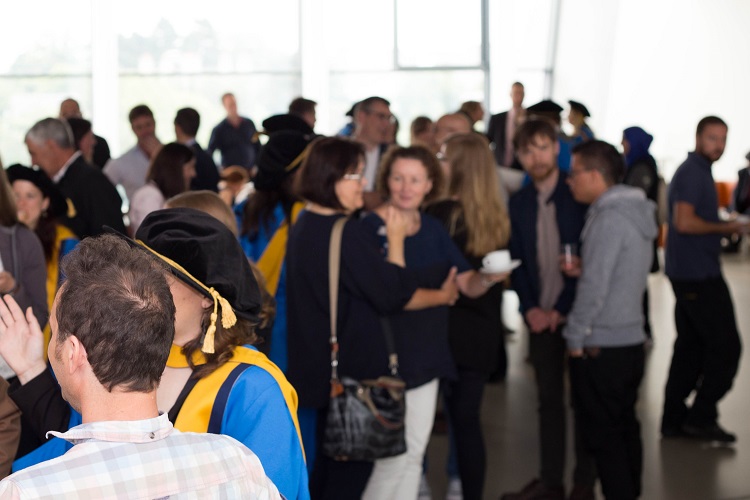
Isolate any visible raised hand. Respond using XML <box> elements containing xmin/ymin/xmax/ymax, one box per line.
<box><xmin>0</xmin><ymin>295</ymin><xmax>47</xmax><ymax>384</ymax></box>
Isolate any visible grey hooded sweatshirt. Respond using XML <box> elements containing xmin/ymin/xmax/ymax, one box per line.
<box><xmin>563</xmin><ymin>184</ymin><xmax>658</xmax><ymax>350</ymax></box>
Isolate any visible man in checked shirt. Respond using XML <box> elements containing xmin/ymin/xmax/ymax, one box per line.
<box><xmin>0</xmin><ymin>234</ymin><xmax>280</xmax><ymax>499</ymax></box>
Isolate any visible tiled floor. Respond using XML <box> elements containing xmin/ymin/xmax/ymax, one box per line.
<box><xmin>425</xmin><ymin>252</ymin><xmax>750</xmax><ymax>500</ymax></box>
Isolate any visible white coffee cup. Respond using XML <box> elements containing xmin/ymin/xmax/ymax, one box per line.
<box><xmin>482</xmin><ymin>250</ymin><xmax>511</xmax><ymax>271</ymax></box>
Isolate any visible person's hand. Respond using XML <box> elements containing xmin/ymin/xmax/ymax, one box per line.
<box><xmin>559</xmin><ymin>254</ymin><xmax>582</xmax><ymax>278</ymax></box>
<box><xmin>383</xmin><ymin>205</ymin><xmax>409</xmax><ymax>242</ymax></box>
<box><xmin>568</xmin><ymin>348</ymin><xmax>584</xmax><ymax>358</ymax></box>
<box><xmin>0</xmin><ymin>272</ymin><xmax>16</xmax><ymax>294</ymax></box>
<box><xmin>0</xmin><ymin>295</ymin><xmax>47</xmax><ymax>384</ymax></box>
<box><xmin>525</xmin><ymin>307</ymin><xmax>550</xmax><ymax>333</ymax></box>
<box><xmin>141</xmin><ymin>135</ymin><xmax>163</xmax><ymax>159</ymax></box>
<box><xmin>440</xmin><ymin>267</ymin><xmax>460</xmax><ymax>306</ymax></box>
<box><xmin>480</xmin><ymin>270</ymin><xmax>510</xmax><ymax>288</ymax></box>
<box><xmin>548</xmin><ymin>310</ymin><xmax>563</xmax><ymax>331</ymax></box>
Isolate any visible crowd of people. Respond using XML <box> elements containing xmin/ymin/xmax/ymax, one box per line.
<box><xmin>0</xmin><ymin>84</ymin><xmax>745</xmax><ymax>500</ymax></box>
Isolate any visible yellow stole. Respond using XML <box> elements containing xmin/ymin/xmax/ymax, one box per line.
<box><xmin>166</xmin><ymin>344</ymin><xmax>304</xmax><ymax>457</ymax></box>
<box><xmin>43</xmin><ymin>225</ymin><xmax>78</xmax><ymax>361</ymax></box>
<box><xmin>255</xmin><ymin>202</ymin><xmax>305</xmax><ymax>296</ymax></box>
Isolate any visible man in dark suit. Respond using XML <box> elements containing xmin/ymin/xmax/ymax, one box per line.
<box><xmin>487</xmin><ymin>82</ymin><xmax>526</xmax><ymax>169</ymax></box>
<box><xmin>24</xmin><ymin>118</ymin><xmax>125</xmax><ymax>238</ymax></box>
<box><xmin>174</xmin><ymin>107</ymin><xmax>220</xmax><ymax>192</ymax></box>
<box><xmin>502</xmin><ymin>119</ymin><xmax>596</xmax><ymax>500</ymax></box>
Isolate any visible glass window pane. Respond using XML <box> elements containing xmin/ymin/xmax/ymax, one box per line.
<box><xmin>0</xmin><ymin>2</ymin><xmax>92</xmax><ymax>76</ymax></box>
<box><xmin>0</xmin><ymin>78</ymin><xmax>93</xmax><ymax>167</ymax></box>
<box><xmin>115</xmin><ymin>0</ymin><xmax>300</xmax><ymax>74</ymax></box>
<box><xmin>326</xmin><ymin>0</ymin><xmax>395</xmax><ymax>72</ymax></box>
<box><xmin>396</xmin><ymin>0</ymin><xmax>482</xmax><ymax>68</ymax></box>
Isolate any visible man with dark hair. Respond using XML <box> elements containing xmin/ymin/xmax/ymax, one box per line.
<box><xmin>174</xmin><ymin>107</ymin><xmax>220</xmax><ymax>192</ymax></box>
<box><xmin>0</xmin><ymin>234</ymin><xmax>281</xmax><ymax>498</ymax></box>
<box><xmin>208</xmin><ymin>92</ymin><xmax>261</xmax><ymax>170</ymax></box>
<box><xmin>660</xmin><ymin>116</ymin><xmax>748</xmax><ymax>443</ymax></box>
<box><xmin>352</xmin><ymin>96</ymin><xmax>393</xmax><ymax>210</ymax></box>
<box><xmin>288</xmin><ymin>97</ymin><xmax>317</xmax><ymax>130</ymax></box>
<box><xmin>563</xmin><ymin>139</ymin><xmax>657</xmax><ymax>499</ymax></box>
<box><xmin>58</xmin><ymin>98</ymin><xmax>111</xmax><ymax>169</ymax></box>
<box><xmin>25</xmin><ymin>118</ymin><xmax>125</xmax><ymax>238</ymax></box>
<box><xmin>502</xmin><ymin>119</ymin><xmax>595</xmax><ymax>500</ymax></box>
<box><xmin>104</xmin><ymin>104</ymin><xmax>162</xmax><ymax>207</ymax></box>
<box><xmin>487</xmin><ymin>82</ymin><xmax>526</xmax><ymax>169</ymax></box>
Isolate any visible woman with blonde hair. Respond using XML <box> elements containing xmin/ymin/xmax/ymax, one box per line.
<box><xmin>425</xmin><ymin>133</ymin><xmax>511</xmax><ymax>500</ymax></box>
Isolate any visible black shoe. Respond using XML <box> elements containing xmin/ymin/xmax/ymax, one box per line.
<box><xmin>661</xmin><ymin>425</ymin><xmax>688</xmax><ymax>439</ymax></box>
<box><xmin>682</xmin><ymin>422</ymin><xmax>736</xmax><ymax>443</ymax></box>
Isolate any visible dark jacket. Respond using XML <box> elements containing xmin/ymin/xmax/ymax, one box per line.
<box><xmin>189</xmin><ymin>142</ymin><xmax>220</xmax><ymax>192</ymax></box>
<box><xmin>508</xmin><ymin>170</ymin><xmax>587</xmax><ymax>317</ymax></box>
<box><xmin>57</xmin><ymin>155</ymin><xmax>125</xmax><ymax>238</ymax></box>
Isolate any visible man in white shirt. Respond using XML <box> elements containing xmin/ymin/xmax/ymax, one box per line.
<box><xmin>0</xmin><ymin>234</ymin><xmax>280</xmax><ymax>499</ymax></box>
<box><xmin>103</xmin><ymin>104</ymin><xmax>162</xmax><ymax>210</ymax></box>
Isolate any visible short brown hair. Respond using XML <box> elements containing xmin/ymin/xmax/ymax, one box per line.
<box><xmin>513</xmin><ymin>118</ymin><xmax>557</xmax><ymax>152</ymax></box>
<box><xmin>295</xmin><ymin>137</ymin><xmax>364</xmax><ymax>210</ymax></box>
<box><xmin>289</xmin><ymin>97</ymin><xmax>317</xmax><ymax>117</ymax></box>
<box><xmin>55</xmin><ymin>234</ymin><xmax>174</xmax><ymax>392</ymax></box>
<box><xmin>128</xmin><ymin>104</ymin><xmax>154</xmax><ymax>124</ymax></box>
<box><xmin>696</xmin><ymin>115</ymin><xmax>727</xmax><ymax>135</ymax></box>
<box><xmin>376</xmin><ymin>146</ymin><xmax>444</xmax><ymax>205</ymax></box>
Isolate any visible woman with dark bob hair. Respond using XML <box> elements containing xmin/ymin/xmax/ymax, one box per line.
<box><xmin>286</xmin><ymin>136</ymin><xmax>459</xmax><ymax>499</ymax></box>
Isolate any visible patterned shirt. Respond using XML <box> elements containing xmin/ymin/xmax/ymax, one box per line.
<box><xmin>0</xmin><ymin>414</ymin><xmax>281</xmax><ymax>499</ymax></box>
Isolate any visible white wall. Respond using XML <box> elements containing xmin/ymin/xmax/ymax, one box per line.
<box><xmin>553</xmin><ymin>0</ymin><xmax>750</xmax><ymax>181</ymax></box>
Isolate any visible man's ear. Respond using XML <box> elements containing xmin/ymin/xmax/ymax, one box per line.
<box><xmin>66</xmin><ymin>335</ymin><xmax>88</xmax><ymax>374</ymax></box>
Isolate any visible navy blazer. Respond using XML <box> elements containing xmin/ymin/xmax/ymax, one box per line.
<box><xmin>508</xmin><ymin>170</ymin><xmax>587</xmax><ymax>318</ymax></box>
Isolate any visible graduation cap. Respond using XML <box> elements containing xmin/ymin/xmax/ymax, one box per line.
<box><xmin>107</xmin><ymin>208</ymin><xmax>262</xmax><ymax>353</ymax></box>
<box><xmin>568</xmin><ymin>100</ymin><xmax>591</xmax><ymax>118</ymax></box>
<box><xmin>527</xmin><ymin>99</ymin><xmax>564</xmax><ymax>115</ymax></box>
<box><xmin>253</xmin><ymin>114</ymin><xmax>317</xmax><ymax>192</ymax></box>
<box><xmin>6</xmin><ymin>164</ymin><xmax>69</xmax><ymax>219</ymax></box>
<box><xmin>261</xmin><ymin>113</ymin><xmax>314</xmax><ymax>136</ymax></box>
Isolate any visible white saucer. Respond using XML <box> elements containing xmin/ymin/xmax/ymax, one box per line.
<box><xmin>480</xmin><ymin>260</ymin><xmax>521</xmax><ymax>274</ymax></box>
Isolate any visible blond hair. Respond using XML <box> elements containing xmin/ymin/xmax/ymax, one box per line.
<box><xmin>443</xmin><ymin>134</ymin><xmax>510</xmax><ymax>255</ymax></box>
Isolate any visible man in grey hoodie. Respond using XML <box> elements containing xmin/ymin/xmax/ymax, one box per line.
<box><xmin>563</xmin><ymin>140</ymin><xmax>658</xmax><ymax>500</ymax></box>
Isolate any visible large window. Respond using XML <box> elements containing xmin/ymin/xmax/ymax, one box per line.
<box><xmin>0</xmin><ymin>0</ymin><xmax>559</xmax><ymax>165</ymax></box>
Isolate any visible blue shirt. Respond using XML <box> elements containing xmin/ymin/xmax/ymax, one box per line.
<box><xmin>665</xmin><ymin>152</ymin><xmax>722</xmax><ymax>280</ymax></box>
<box><xmin>208</xmin><ymin>117</ymin><xmax>260</xmax><ymax>169</ymax></box>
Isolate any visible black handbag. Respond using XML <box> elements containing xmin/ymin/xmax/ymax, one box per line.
<box><xmin>321</xmin><ymin>217</ymin><xmax>407</xmax><ymax>462</ymax></box>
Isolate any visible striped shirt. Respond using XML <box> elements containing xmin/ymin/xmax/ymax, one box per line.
<box><xmin>0</xmin><ymin>414</ymin><xmax>281</xmax><ymax>499</ymax></box>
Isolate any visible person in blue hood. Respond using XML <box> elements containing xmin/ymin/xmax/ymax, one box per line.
<box><xmin>621</xmin><ymin>126</ymin><xmax>661</xmax><ymax>341</ymax></box>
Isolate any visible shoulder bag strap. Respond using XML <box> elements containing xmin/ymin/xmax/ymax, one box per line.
<box><xmin>328</xmin><ymin>217</ymin><xmax>347</xmax><ymax>382</ymax></box>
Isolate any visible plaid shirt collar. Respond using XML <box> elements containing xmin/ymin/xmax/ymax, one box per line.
<box><xmin>48</xmin><ymin>413</ymin><xmax>173</xmax><ymax>445</ymax></box>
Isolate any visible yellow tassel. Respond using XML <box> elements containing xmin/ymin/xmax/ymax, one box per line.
<box><xmin>218</xmin><ymin>296</ymin><xmax>237</xmax><ymax>328</ymax></box>
<box><xmin>202</xmin><ymin>322</ymin><xmax>216</xmax><ymax>354</ymax></box>
<box><xmin>66</xmin><ymin>199</ymin><xmax>77</xmax><ymax>218</ymax></box>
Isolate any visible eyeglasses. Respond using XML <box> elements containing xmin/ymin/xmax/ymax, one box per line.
<box><xmin>343</xmin><ymin>172</ymin><xmax>365</xmax><ymax>181</ymax></box>
<box><xmin>365</xmin><ymin>110</ymin><xmax>396</xmax><ymax>124</ymax></box>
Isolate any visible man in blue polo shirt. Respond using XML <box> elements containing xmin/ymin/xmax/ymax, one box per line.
<box><xmin>661</xmin><ymin>116</ymin><xmax>749</xmax><ymax>443</ymax></box>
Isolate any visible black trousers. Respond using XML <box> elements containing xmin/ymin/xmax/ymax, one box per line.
<box><xmin>309</xmin><ymin>407</ymin><xmax>373</xmax><ymax>500</ymax></box>
<box><xmin>662</xmin><ymin>277</ymin><xmax>742</xmax><ymax>429</ymax></box>
<box><xmin>444</xmin><ymin>368</ymin><xmax>488</xmax><ymax>500</ymax></box>
<box><xmin>569</xmin><ymin>344</ymin><xmax>645</xmax><ymax>500</ymax></box>
<box><xmin>529</xmin><ymin>329</ymin><xmax>596</xmax><ymax>489</ymax></box>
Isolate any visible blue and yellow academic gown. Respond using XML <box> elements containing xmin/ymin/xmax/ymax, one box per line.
<box><xmin>14</xmin><ymin>344</ymin><xmax>310</xmax><ymax>500</ymax></box>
